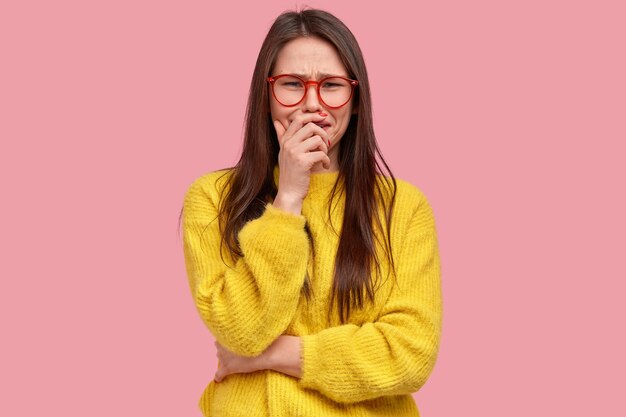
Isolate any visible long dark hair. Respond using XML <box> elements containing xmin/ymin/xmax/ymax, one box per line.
<box><xmin>178</xmin><ymin>8</ymin><xmax>398</xmax><ymax>324</ymax></box>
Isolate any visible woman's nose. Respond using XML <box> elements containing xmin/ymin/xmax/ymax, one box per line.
<box><xmin>303</xmin><ymin>84</ymin><xmax>322</xmax><ymax>112</ymax></box>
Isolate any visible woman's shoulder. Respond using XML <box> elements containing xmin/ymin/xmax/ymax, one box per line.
<box><xmin>184</xmin><ymin>167</ymin><xmax>236</xmax><ymax>206</ymax></box>
<box><xmin>186</xmin><ymin>167</ymin><xmax>236</xmax><ymax>194</ymax></box>
<box><xmin>376</xmin><ymin>173</ymin><xmax>431</xmax><ymax>209</ymax></box>
<box><xmin>376</xmin><ymin>173</ymin><xmax>436</xmax><ymax>231</ymax></box>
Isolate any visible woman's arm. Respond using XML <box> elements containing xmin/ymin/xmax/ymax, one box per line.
<box><xmin>266</xmin><ymin>335</ymin><xmax>303</xmax><ymax>378</ymax></box>
<box><xmin>213</xmin><ymin>335</ymin><xmax>302</xmax><ymax>382</ymax></box>
<box><xmin>183</xmin><ymin>174</ymin><xmax>310</xmax><ymax>357</ymax></box>
<box><xmin>211</xmin><ymin>187</ymin><xmax>442</xmax><ymax>404</ymax></box>
<box><xmin>296</xmin><ymin>195</ymin><xmax>442</xmax><ymax>404</ymax></box>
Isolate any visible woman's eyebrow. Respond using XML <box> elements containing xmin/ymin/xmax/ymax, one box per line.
<box><xmin>290</xmin><ymin>72</ymin><xmax>347</xmax><ymax>79</ymax></box>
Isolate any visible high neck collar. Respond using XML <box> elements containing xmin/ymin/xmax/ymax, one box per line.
<box><xmin>272</xmin><ymin>164</ymin><xmax>342</xmax><ymax>199</ymax></box>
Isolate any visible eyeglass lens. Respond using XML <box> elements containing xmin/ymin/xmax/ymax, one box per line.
<box><xmin>273</xmin><ymin>76</ymin><xmax>353</xmax><ymax>107</ymax></box>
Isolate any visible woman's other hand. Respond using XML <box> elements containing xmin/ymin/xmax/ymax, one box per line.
<box><xmin>213</xmin><ymin>336</ymin><xmax>303</xmax><ymax>382</ymax></box>
<box><xmin>213</xmin><ymin>340</ymin><xmax>271</xmax><ymax>383</ymax></box>
<box><xmin>272</xmin><ymin>113</ymin><xmax>331</xmax><ymax>214</ymax></box>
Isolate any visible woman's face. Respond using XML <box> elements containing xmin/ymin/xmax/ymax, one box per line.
<box><xmin>269</xmin><ymin>37</ymin><xmax>357</xmax><ymax>158</ymax></box>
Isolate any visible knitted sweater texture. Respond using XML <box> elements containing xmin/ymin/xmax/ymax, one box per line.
<box><xmin>182</xmin><ymin>165</ymin><xmax>442</xmax><ymax>416</ymax></box>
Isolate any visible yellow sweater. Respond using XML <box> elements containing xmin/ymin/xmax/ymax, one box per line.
<box><xmin>182</xmin><ymin>165</ymin><xmax>442</xmax><ymax>416</ymax></box>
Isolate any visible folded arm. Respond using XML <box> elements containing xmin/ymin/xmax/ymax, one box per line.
<box><xmin>295</xmin><ymin>197</ymin><xmax>442</xmax><ymax>403</ymax></box>
<box><xmin>182</xmin><ymin>176</ymin><xmax>310</xmax><ymax>357</ymax></box>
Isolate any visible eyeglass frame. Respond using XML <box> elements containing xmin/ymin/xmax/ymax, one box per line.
<box><xmin>266</xmin><ymin>74</ymin><xmax>359</xmax><ymax>109</ymax></box>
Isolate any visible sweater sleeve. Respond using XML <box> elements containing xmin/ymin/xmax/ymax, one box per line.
<box><xmin>298</xmin><ymin>194</ymin><xmax>442</xmax><ymax>404</ymax></box>
<box><xmin>182</xmin><ymin>176</ymin><xmax>310</xmax><ymax>357</ymax></box>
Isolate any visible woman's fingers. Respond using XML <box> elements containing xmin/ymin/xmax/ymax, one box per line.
<box><xmin>302</xmin><ymin>150</ymin><xmax>332</xmax><ymax>170</ymax></box>
<box><xmin>283</xmin><ymin>113</ymin><xmax>324</xmax><ymax>138</ymax></box>
<box><xmin>296</xmin><ymin>135</ymin><xmax>329</xmax><ymax>155</ymax></box>
<box><xmin>213</xmin><ymin>340</ymin><xmax>265</xmax><ymax>383</ymax></box>
<box><xmin>283</xmin><ymin>123</ymin><xmax>330</xmax><ymax>151</ymax></box>
<box><xmin>278</xmin><ymin>113</ymin><xmax>330</xmax><ymax>146</ymax></box>
<box><xmin>281</xmin><ymin>131</ymin><xmax>330</xmax><ymax>174</ymax></box>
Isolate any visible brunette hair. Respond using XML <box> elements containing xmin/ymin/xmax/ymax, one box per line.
<box><xmin>179</xmin><ymin>8</ymin><xmax>398</xmax><ymax>324</ymax></box>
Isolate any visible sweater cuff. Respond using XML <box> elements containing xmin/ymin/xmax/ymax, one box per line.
<box><xmin>263</xmin><ymin>202</ymin><xmax>306</xmax><ymax>227</ymax></box>
<box><xmin>237</xmin><ymin>202</ymin><xmax>307</xmax><ymax>247</ymax></box>
<box><xmin>299</xmin><ymin>333</ymin><xmax>322</xmax><ymax>389</ymax></box>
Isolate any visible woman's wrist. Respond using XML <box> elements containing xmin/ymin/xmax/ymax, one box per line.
<box><xmin>266</xmin><ymin>335</ymin><xmax>303</xmax><ymax>379</ymax></box>
<box><xmin>272</xmin><ymin>193</ymin><xmax>303</xmax><ymax>215</ymax></box>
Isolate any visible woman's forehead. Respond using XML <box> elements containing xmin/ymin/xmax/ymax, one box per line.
<box><xmin>274</xmin><ymin>37</ymin><xmax>347</xmax><ymax>77</ymax></box>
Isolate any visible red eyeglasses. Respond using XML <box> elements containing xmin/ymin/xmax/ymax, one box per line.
<box><xmin>267</xmin><ymin>74</ymin><xmax>359</xmax><ymax>109</ymax></box>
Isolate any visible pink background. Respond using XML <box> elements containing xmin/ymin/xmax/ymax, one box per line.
<box><xmin>2</xmin><ymin>0</ymin><xmax>624</xmax><ymax>415</ymax></box>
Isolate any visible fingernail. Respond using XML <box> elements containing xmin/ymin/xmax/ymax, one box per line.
<box><xmin>319</xmin><ymin>112</ymin><xmax>328</xmax><ymax>117</ymax></box>
<box><xmin>328</xmin><ymin>139</ymin><xmax>331</xmax><ymax>146</ymax></box>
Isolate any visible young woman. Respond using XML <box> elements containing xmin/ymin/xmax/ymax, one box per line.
<box><xmin>181</xmin><ymin>8</ymin><xmax>442</xmax><ymax>417</ymax></box>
